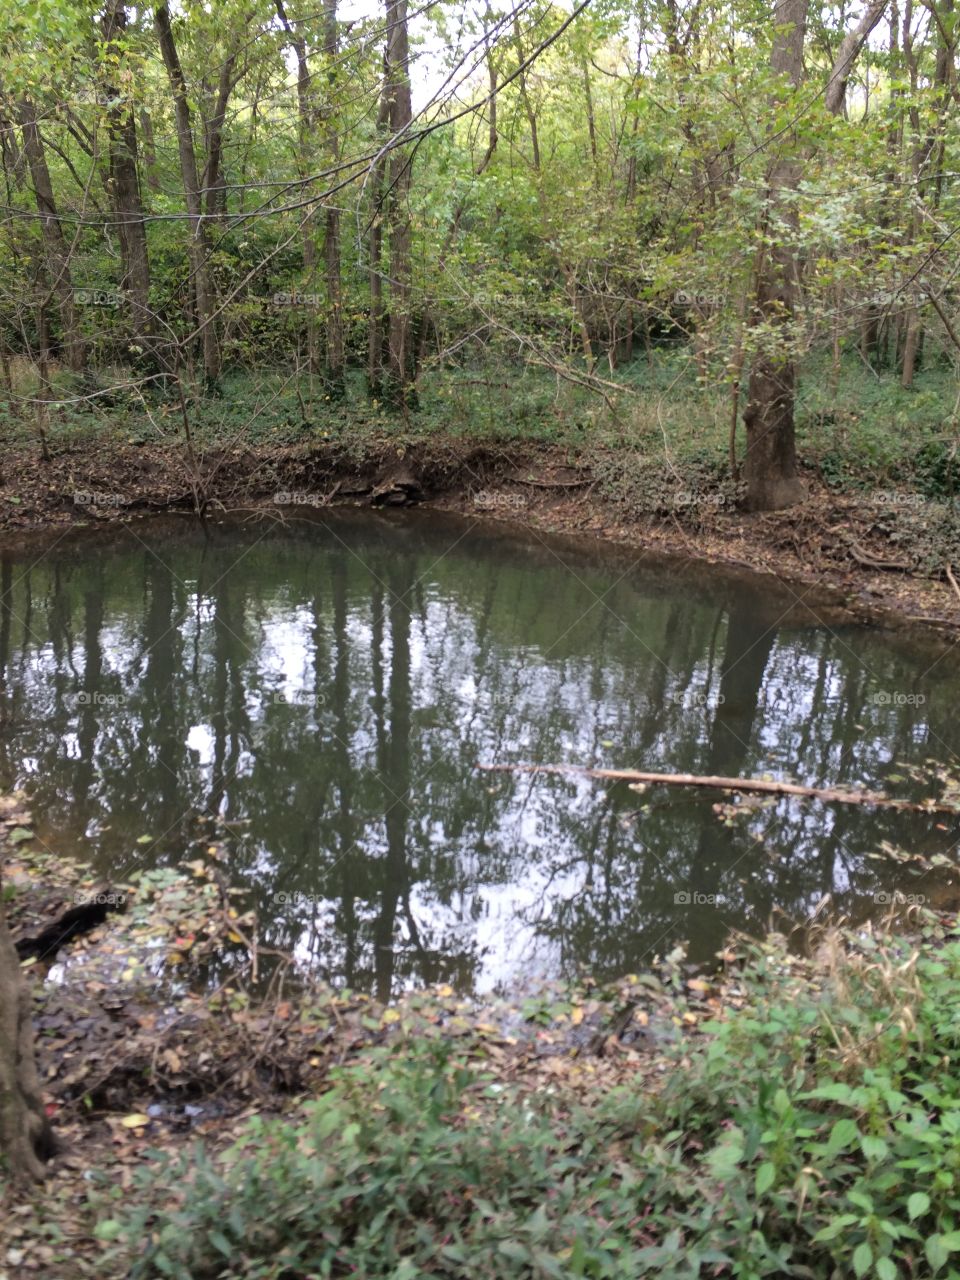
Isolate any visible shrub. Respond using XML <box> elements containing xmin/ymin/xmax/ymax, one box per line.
<box><xmin>93</xmin><ymin>928</ymin><xmax>960</xmax><ymax>1278</ymax></box>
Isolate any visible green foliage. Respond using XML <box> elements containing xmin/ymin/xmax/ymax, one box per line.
<box><xmin>92</xmin><ymin>926</ymin><xmax>960</xmax><ymax>1279</ymax></box>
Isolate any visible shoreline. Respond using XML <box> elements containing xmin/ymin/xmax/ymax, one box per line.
<box><xmin>1</xmin><ymin>435</ymin><xmax>959</xmax><ymax>637</ymax></box>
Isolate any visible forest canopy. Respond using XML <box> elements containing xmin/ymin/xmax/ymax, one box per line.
<box><xmin>0</xmin><ymin>0</ymin><xmax>956</xmax><ymax>508</ymax></box>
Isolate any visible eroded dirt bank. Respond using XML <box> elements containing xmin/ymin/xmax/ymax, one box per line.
<box><xmin>2</xmin><ymin>436</ymin><xmax>960</xmax><ymax>634</ymax></box>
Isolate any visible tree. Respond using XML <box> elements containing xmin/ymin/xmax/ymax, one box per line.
<box><xmin>741</xmin><ymin>0</ymin><xmax>810</xmax><ymax>512</ymax></box>
<box><xmin>100</xmin><ymin>0</ymin><xmax>153</xmax><ymax>364</ymax></box>
<box><xmin>0</xmin><ymin>862</ymin><xmax>55</xmax><ymax>1184</ymax></box>
<box><xmin>322</xmin><ymin>0</ymin><xmax>345</xmax><ymax>397</ymax></box>
<box><xmin>742</xmin><ymin>0</ymin><xmax>890</xmax><ymax>510</ymax></box>
<box><xmin>17</xmin><ymin>97</ymin><xmax>85</xmax><ymax>375</ymax></box>
<box><xmin>154</xmin><ymin>3</ymin><xmax>221</xmax><ymax>385</ymax></box>
<box><xmin>384</xmin><ymin>0</ymin><xmax>415</xmax><ymax>410</ymax></box>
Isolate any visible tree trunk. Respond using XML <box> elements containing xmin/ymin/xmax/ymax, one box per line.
<box><xmin>385</xmin><ymin>0</ymin><xmax>415</xmax><ymax>410</ymax></box>
<box><xmin>0</xmin><ymin>862</ymin><xmax>55</xmax><ymax>1184</ymax></box>
<box><xmin>155</xmin><ymin>3</ymin><xmax>221</xmax><ymax>386</ymax></box>
<box><xmin>901</xmin><ymin>307</ymin><xmax>920</xmax><ymax>387</ymax></box>
<box><xmin>101</xmin><ymin>0</ymin><xmax>153</xmax><ymax>364</ymax></box>
<box><xmin>18</xmin><ymin>99</ymin><xmax>85</xmax><ymax>374</ymax></box>
<box><xmin>138</xmin><ymin>110</ymin><xmax>161</xmax><ymax>191</ymax></box>
<box><xmin>203</xmin><ymin>49</ymin><xmax>240</xmax><ymax>225</ymax></box>
<box><xmin>744</xmin><ymin>0</ymin><xmax>882</xmax><ymax>510</ymax></box>
<box><xmin>367</xmin><ymin>74</ymin><xmax>391</xmax><ymax>397</ymax></box>
<box><xmin>323</xmin><ymin>0</ymin><xmax>345</xmax><ymax>396</ymax></box>
<box><xmin>742</xmin><ymin>0</ymin><xmax>808</xmax><ymax>511</ymax></box>
<box><xmin>274</xmin><ymin>0</ymin><xmax>320</xmax><ymax>373</ymax></box>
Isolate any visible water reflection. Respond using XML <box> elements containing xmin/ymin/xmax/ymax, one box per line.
<box><xmin>1</xmin><ymin>511</ymin><xmax>959</xmax><ymax>996</ymax></box>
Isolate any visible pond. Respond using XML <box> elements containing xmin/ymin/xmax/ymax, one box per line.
<box><xmin>2</xmin><ymin>510</ymin><xmax>959</xmax><ymax>999</ymax></box>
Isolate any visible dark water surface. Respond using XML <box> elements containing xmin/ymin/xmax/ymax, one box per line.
<box><xmin>2</xmin><ymin>510</ymin><xmax>959</xmax><ymax>998</ymax></box>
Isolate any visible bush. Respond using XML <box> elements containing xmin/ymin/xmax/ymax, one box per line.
<box><xmin>91</xmin><ymin>922</ymin><xmax>960</xmax><ymax>1279</ymax></box>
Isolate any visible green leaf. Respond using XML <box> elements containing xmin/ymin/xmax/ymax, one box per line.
<box><xmin>875</xmin><ymin>1259</ymin><xmax>897</xmax><ymax>1280</ymax></box>
<box><xmin>908</xmin><ymin>1192</ymin><xmax>931</xmax><ymax>1221</ymax></box>
<box><xmin>860</xmin><ymin>1134</ymin><xmax>889</xmax><ymax>1161</ymax></box>
<box><xmin>812</xmin><ymin>1215</ymin><xmax>860</xmax><ymax>1242</ymax></box>
<box><xmin>209</xmin><ymin>1231</ymin><xmax>232</xmax><ymax>1257</ymax></box>
<box><xmin>852</xmin><ymin>1242</ymin><xmax>872</xmax><ymax>1277</ymax></box>
<box><xmin>8</xmin><ymin>826</ymin><xmax>33</xmax><ymax>844</ymax></box>
<box><xmin>827</xmin><ymin>1117</ymin><xmax>859</xmax><ymax>1154</ymax></box>
<box><xmin>927</xmin><ymin>1235</ymin><xmax>949</xmax><ymax>1272</ymax></box>
<box><xmin>755</xmin><ymin>1161</ymin><xmax>776</xmax><ymax>1195</ymax></box>
<box><xmin>804</xmin><ymin>1082</ymin><xmax>856</xmax><ymax>1104</ymax></box>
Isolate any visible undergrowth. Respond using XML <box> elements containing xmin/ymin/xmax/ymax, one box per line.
<box><xmin>91</xmin><ymin>920</ymin><xmax>960</xmax><ymax>1279</ymax></box>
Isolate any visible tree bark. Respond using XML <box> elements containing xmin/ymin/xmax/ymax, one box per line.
<box><xmin>385</xmin><ymin>0</ymin><xmax>415</xmax><ymax>410</ymax></box>
<box><xmin>203</xmin><ymin>49</ymin><xmax>240</xmax><ymax>224</ymax></box>
<box><xmin>742</xmin><ymin>0</ymin><xmax>808</xmax><ymax>511</ymax></box>
<box><xmin>155</xmin><ymin>3</ymin><xmax>221</xmax><ymax>385</ymax></box>
<box><xmin>101</xmin><ymin>1</ymin><xmax>153</xmax><ymax>363</ymax></box>
<box><xmin>17</xmin><ymin>99</ymin><xmax>85</xmax><ymax>374</ymax></box>
<box><xmin>138</xmin><ymin>109</ymin><xmax>161</xmax><ymax>191</ymax></box>
<box><xmin>323</xmin><ymin>0</ymin><xmax>345</xmax><ymax>396</ymax></box>
<box><xmin>824</xmin><ymin>0</ymin><xmax>889</xmax><ymax>114</ymax></box>
<box><xmin>274</xmin><ymin>0</ymin><xmax>320</xmax><ymax>372</ymax></box>
<box><xmin>743</xmin><ymin>0</ymin><xmax>880</xmax><ymax>510</ymax></box>
<box><xmin>0</xmin><ymin>862</ymin><xmax>55</xmax><ymax>1184</ymax></box>
<box><xmin>367</xmin><ymin>73</ymin><xmax>391</xmax><ymax>396</ymax></box>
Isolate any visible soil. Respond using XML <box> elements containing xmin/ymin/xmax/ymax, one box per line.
<box><xmin>2</xmin><ymin>436</ymin><xmax>959</xmax><ymax>636</ymax></box>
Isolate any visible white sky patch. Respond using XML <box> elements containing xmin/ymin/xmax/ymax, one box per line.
<box><xmin>186</xmin><ymin>723</ymin><xmax>215</xmax><ymax>765</ymax></box>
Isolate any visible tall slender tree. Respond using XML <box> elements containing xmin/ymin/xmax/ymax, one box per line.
<box><xmin>155</xmin><ymin>3</ymin><xmax>221</xmax><ymax>385</ymax></box>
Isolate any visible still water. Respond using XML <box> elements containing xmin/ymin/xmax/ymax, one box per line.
<box><xmin>1</xmin><ymin>511</ymin><xmax>959</xmax><ymax>998</ymax></box>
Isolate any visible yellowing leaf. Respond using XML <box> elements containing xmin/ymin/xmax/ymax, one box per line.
<box><xmin>120</xmin><ymin>1113</ymin><xmax>150</xmax><ymax>1129</ymax></box>
<box><xmin>382</xmin><ymin>1008</ymin><xmax>401</xmax><ymax>1024</ymax></box>
<box><xmin>571</xmin><ymin>1006</ymin><xmax>585</xmax><ymax>1026</ymax></box>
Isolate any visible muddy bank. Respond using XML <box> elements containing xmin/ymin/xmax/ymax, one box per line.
<box><xmin>2</xmin><ymin>436</ymin><xmax>959</xmax><ymax>635</ymax></box>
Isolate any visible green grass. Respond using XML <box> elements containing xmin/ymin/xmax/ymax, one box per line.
<box><xmin>2</xmin><ymin>350</ymin><xmax>957</xmax><ymax>501</ymax></box>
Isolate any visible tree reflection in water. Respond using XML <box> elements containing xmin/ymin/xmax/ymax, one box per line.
<box><xmin>1</xmin><ymin>511</ymin><xmax>958</xmax><ymax>997</ymax></box>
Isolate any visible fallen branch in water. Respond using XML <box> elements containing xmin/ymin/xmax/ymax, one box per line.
<box><xmin>477</xmin><ymin>763</ymin><xmax>959</xmax><ymax>814</ymax></box>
